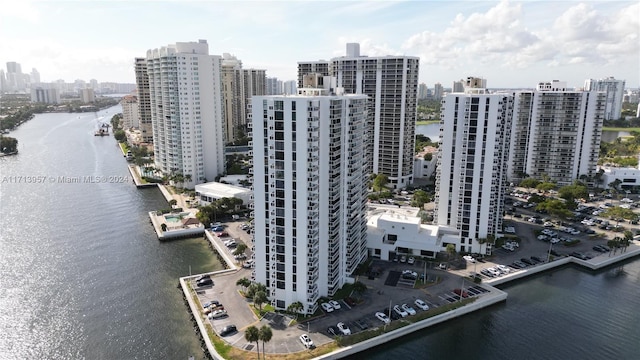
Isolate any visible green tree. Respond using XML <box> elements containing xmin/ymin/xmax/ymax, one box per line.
<box><xmin>236</xmin><ymin>277</ymin><xmax>251</xmax><ymax>291</ymax></box>
<box><xmin>372</xmin><ymin>174</ymin><xmax>389</xmax><ymax>195</ymax></box>
<box><xmin>558</xmin><ymin>182</ymin><xmax>588</xmax><ymax>209</ymax></box>
<box><xmin>352</xmin><ymin>281</ymin><xmax>367</xmax><ymax>298</ymax></box>
<box><xmin>520</xmin><ymin>178</ymin><xmax>540</xmax><ymax>193</ymax></box>
<box><xmin>169</xmin><ymin>199</ymin><xmax>177</xmax><ymax>206</ymax></box>
<box><xmin>244</xmin><ymin>326</ymin><xmax>260</xmax><ymax>360</ymax></box>
<box><xmin>259</xmin><ymin>325</ymin><xmax>273</xmax><ymax>360</ymax></box>
<box><xmin>536</xmin><ymin>199</ymin><xmax>573</xmax><ymax>219</ymax></box>
<box><xmin>113</xmin><ymin>129</ymin><xmax>126</xmax><ymax>142</ymax></box>
<box><xmin>601</xmin><ymin>206</ymin><xmax>637</xmax><ymax>226</ymax></box>
<box><xmin>410</xmin><ymin>189</ymin><xmax>431</xmax><ymax>208</ymax></box>
<box><xmin>536</xmin><ymin>182</ymin><xmax>556</xmax><ymax>193</ymax></box>
<box><xmin>160</xmin><ymin>223</ymin><xmax>167</xmax><ymax>232</ymax></box>
<box><xmin>233</xmin><ymin>243</ymin><xmax>248</xmax><ymax>257</ymax></box>
<box><xmin>254</xmin><ymin>290</ymin><xmax>268</xmax><ymax>312</ymax></box>
<box><xmin>0</xmin><ymin>136</ymin><xmax>18</xmax><ymax>153</ymax></box>
<box><xmin>246</xmin><ymin>282</ymin><xmax>267</xmax><ymax>299</ymax></box>
<box><xmin>286</xmin><ymin>301</ymin><xmax>304</xmax><ymax>319</ymax></box>
<box><xmin>446</xmin><ymin>243</ymin><xmax>457</xmax><ymax>264</ymax></box>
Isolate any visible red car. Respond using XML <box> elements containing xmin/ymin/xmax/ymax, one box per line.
<box><xmin>453</xmin><ymin>289</ymin><xmax>469</xmax><ymax>298</ymax></box>
<box><xmin>215</xmin><ymin>231</ymin><xmax>229</xmax><ymax>238</ymax></box>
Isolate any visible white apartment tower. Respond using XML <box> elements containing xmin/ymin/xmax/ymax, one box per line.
<box><xmin>435</xmin><ymin>78</ymin><xmax>513</xmax><ymax>254</ymax></box>
<box><xmin>250</xmin><ymin>82</ymin><xmax>369</xmax><ymax>314</ymax></box>
<box><xmin>120</xmin><ymin>95</ymin><xmax>140</xmax><ymax>129</ymax></box>
<box><xmin>134</xmin><ymin>58</ymin><xmax>153</xmax><ymax>143</ymax></box>
<box><xmin>508</xmin><ymin>80</ymin><xmax>605</xmax><ymax>186</ymax></box>
<box><xmin>331</xmin><ymin>44</ymin><xmax>419</xmax><ymax>188</ymax></box>
<box><xmin>146</xmin><ymin>40</ymin><xmax>225</xmax><ymax>188</ymax></box>
<box><xmin>266</xmin><ymin>77</ymin><xmax>283</xmax><ymax>95</ymax></box>
<box><xmin>584</xmin><ymin>77</ymin><xmax>625</xmax><ymax>120</ymax></box>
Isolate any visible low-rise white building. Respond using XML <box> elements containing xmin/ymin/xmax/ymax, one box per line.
<box><xmin>413</xmin><ymin>145</ymin><xmax>438</xmax><ymax>179</ymax></box>
<box><xmin>598</xmin><ymin>166</ymin><xmax>640</xmax><ymax>190</ymax></box>
<box><xmin>367</xmin><ymin>206</ymin><xmax>460</xmax><ymax>261</ymax></box>
<box><xmin>194</xmin><ymin>182</ymin><xmax>253</xmax><ymax>206</ymax></box>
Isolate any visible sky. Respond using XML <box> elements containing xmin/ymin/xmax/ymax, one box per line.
<box><xmin>1</xmin><ymin>0</ymin><xmax>638</xmax><ymax>89</ymax></box>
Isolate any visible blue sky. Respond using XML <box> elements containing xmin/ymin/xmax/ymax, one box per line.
<box><xmin>1</xmin><ymin>0</ymin><xmax>638</xmax><ymax>89</ymax></box>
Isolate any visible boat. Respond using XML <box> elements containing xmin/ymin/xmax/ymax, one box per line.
<box><xmin>94</xmin><ymin>128</ymin><xmax>109</xmax><ymax>136</ymax></box>
<box><xmin>126</xmin><ymin>150</ymin><xmax>134</xmax><ymax>161</ymax></box>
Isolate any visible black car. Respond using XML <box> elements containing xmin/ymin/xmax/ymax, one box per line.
<box><xmin>219</xmin><ymin>325</ymin><xmax>237</xmax><ymax>336</ymax></box>
<box><xmin>521</xmin><ymin>258</ymin><xmax>535</xmax><ymax>266</ymax></box>
<box><xmin>531</xmin><ymin>256</ymin><xmax>544</xmax><ymax>263</ymax></box>
<box><xmin>593</xmin><ymin>245</ymin><xmax>606</xmax><ymax>253</ymax></box>
<box><xmin>327</xmin><ymin>325</ymin><xmax>339</xmax><ymax>336</ymax></box>
<box><xmin>570</xmin><ymin>252</ymin><xmax>588</xmax><ymax>260</ymax></box>
<box><xmin>195</xmin><ymin>274</ymin><xmax>211</xmax><ymax>282</ymax></box>
<box><xmin>550</xmin><ymin>249</ymin><xmax>562</xmax><ymax>256</ymax></box>
<box><xmin>197</xmin><ymin>278</ymin><xmax>214</xmax><ymax>287</ymax></box>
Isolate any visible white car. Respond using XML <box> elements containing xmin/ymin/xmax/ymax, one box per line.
<box><xmin>208</xmin><ymin>309</ymin><xmax>227</xmax><ymax>319</ymax></box>
<box><xmin>486</xmin><ymin>268</ymin><xmax>501</xmax><ymax>277</ymax></box>
<box><xmin>320</xmin><ymin>302</ymin><xmax>334</xmax><ymax>313</ymax></box>
<box><xmin>414</xmin><ymin>299</ymin><xmax>429</xmax><ymax>311</ymax></box>
<box><xmin>463</xmin><ymin>255</ymin><xmax>476</xmax><ymax>263</ymax></box>
<box><xmin>375</xmin><ymin>312</ymin><xmax>391</xmax><ymax>324</ymax></box>
<box><xmin>299</xmin><ymin>334</ymin><xmax>314</xmax><ymax>349</ymax></box>
<box><xmin>243</xmin><ymin>259</ymin><xmax>254</xmax><ymax>268</ymax></box>
<box><xmin>328</xmin><ymin>300</ymin><xmax>341</xmax><ymax>310</ymax></box>
<box><xmin>407</xmin><ymin>256</ymin><xmax>415</xmax><ymax>265</ymax></box>
<box><xmin>393</xmin><ymin>305</ymin><xmax>408</xmax><ymax>318</ymax></box>
<box><xmin>401</xmin><ymin>303</ymin><xmax>416</xmax><ymax>316</ymax></box>
<box><xmin>336</xmin><ymin>322</ymin><xmax>351</xmax><ymax>335</ymax></box>
<box><xmin>496</xmin><ymin>264</ymin><xmax>511</xmax><ymax>274</ymax></box>
<box><xmin>400</xmin><ymin>255</ymin><xmax>407</xmax><ymax>263</ymax></box>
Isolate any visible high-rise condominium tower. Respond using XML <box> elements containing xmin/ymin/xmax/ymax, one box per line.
<box><xmin>250</xmin><ymin>80</ymin><xmax>369</xmax><ymax>314</ymax></box>
<box><xmin>146</xmin><ymin>40</ymin><xmax>225</xmax><ymax>188</ymax></box>
<box><xmin>330</xmin><ymin>44</ymin><xmax>419</xmax><ymax>188</ymax></box>
<box><xmin>584</xmin><ymin>77</ymin><xmax>625</xmax><ymax>120</ymax></box>
<box><xmin>435</xmin><ymin>78</ymin><xmax>513</xmax><ymax>254</ymax></box>
<box><xmin>508</xmin><ymin>80</ymin><xmax>605</xmax><ymax>186</ymax></box>
<box><xmin>134</xmin><ymin>58</ymin><xmax>153</xmax><ymax>143</ymax></box>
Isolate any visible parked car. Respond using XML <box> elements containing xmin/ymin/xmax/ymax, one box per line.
<box><xmin>496</xmin><ymin>264</ymin><xmax>511</xmax><ymax>273</ymax></box>
<box><xmin>402</xmin><ymin>270</ymin><xmax>418</xmax><ymax>280</ymax></box>
<box><xmin>234</xmin><ymin>253</ymin><xmax>247</xmax><ymax>260</ymax></box>
<box><xmin>401</xmin><ymin>303</ymin><xmax>416</xmax><ymax>315</ymax></box>
<box><xmin>531</xmin><ymin>256</ymin><xmax>544</xmax><ymax>263</ymax></box>
<box><xmin>453</xmin><ymin>288</ymin><xmax>469</xmax><ymax>298</ymax></box>
<box><xmin>320</xmin><ymin>302</ymin><xmax>335</xmax><ymax>313</ymax></box>
<box><xmin>195</xmin><ymin>274</ymin><xmax>211</xmax><ymax>282</ymax></box>
<box><xmin>299</xmin><ymin>334</ymin><xmax>314</xmax><ymax>348</ymax></box>
<box><xmin>196</xmin><ymin>278</ymin><xmax>214</xmax><ymax>287</ymax></box>
<box><xmin>224</xmin><ymin>239</ymin><xmax>237</xmax><ymax>247</ymax></box>
<box><xmin>513</xmin><ymin>260</ymin><xmax>527</xmax><ymax>268</ymax></box>
<box><xmin>202</xmin><ymin>300</ymin><xmax>220</xmax><ymax>308</ymax></box>
<box><xmin>208</xmin><ymin>309</ymin><xmax>228</xmax><ymax>319</ymax></box>
<box><xmin>521</xmin><ymin>258</ymin><xmax>535</xmax><ymax>266</ymax></box>
<box><xmin>328</xmin><ymin>300</ymin><xmax>341</xmax><ymax>310</ymax></box>
<box><xmin>243</xmin><ymin>260</ymin><xmax>255</xmax><ymax>268</ymax></box>
<box><xmin>463</xmin><ymin>255</ymin><xmax>476</xmax><ymax>263</ymax></box>
<box><xmin>414</xmin><ymin>299</ymin><xmax>429</xmax><ymax>311</ymax></box>
<box><xmin>393</xmin><ymin>305</ymin><xmax>408</xmax><ymax>318</ymax></box>
<box><xmin>219</xmin><ymin>325</ymin><xmax>237</xmax><ymax>337</ymax></box>
<box><xmin>327</xmin><ymin>325</ymin><xmax>339</xmax><ymax>336</ymax></box>
<box><xmin>337</xmin><ymin>322</ymin><xmax>351</xmax><ymax>335</ymax></box>
<box><xmin>400</xmin><ymin>255</ymin><xmax>407</xmax><ymax>263</ymax></box>
<box><xmin>211</xmin><ymin>226</ymin><xmax>224</xmax><ymax>232</ymax></box>
<box><xmin>344</xmin><ymin>297</ymin><xmax>357</xmax><ymax>307</ymax></box>
<box><xmin>375</xmin><ymin>312</ymin><xmax>391</xmax><ymax>324</ymax></box>
<box><xmin>407</xmin><ymin>256</ymin><xmax>415</xmax><ymax>265</ymax></box>
<box><xmin>215</xmin><ymin>231</ymin><xmax>229</xmax><ymax>238</ymax></box>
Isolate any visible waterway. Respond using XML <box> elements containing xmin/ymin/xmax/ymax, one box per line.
<box><xmin>2</xmin><ymin>108</ymin><xmax>640</xmax><ymax>360</ymax></box>
<box><xmin>0</xmin><ymin>105</ymin><xmax>222</xmax><ymax>359</ymax></box>
<box><xmin>358</xmin><ymin>260</ymin><xmax>640</xmax><ymax>360</ymax></box>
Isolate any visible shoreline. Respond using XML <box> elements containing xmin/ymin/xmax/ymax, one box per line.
<box><xmin>179</xmin><ymin>240</ymin><xmax>640</xmax><ymax>359</ymax></box>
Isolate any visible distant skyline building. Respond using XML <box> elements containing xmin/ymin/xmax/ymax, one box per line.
<box><xmin>134</xmin><ymin>58</ymin><xmax>153</xmax><ymax>143</ymax></box>
<box><xmin>146</xmin><ymin>40</ymin><xmax>225</xmax><ymax>188</ymax></box>
<box><xmin>435</xmin><ymin>77</ymin><xmax>513</xmax><ymax>254</ymax></box>
<box><xmin>296</xmin><ymin>60</ymin><xmax>329</xmax><ymax>88</ymax></box>
<box><xmin>0</xmin><ymin>70</ymin><xmax>5</xmax><ymax>92</ymax></box>
<box><xmin>120</xmin><ymin>95</ymin><xmax>140</xmax><ymax>129</ymax></box>
<box><xmin>508</xmin><ymin>80</ymin><xmax>605</xmax><ymax>186</ymax></box>
<box><xmin>266</xmin><ymin>77</ymin><xmax>283</xmax><ymax>95</ymax></box>
<box><xmin>452</xmin><ymin>80</ymin><xmax>464</xmax><ymax>93</ymax></box>
<box><xmin>250</xmin><ymin>80</ymin><xmax>369</xmax><ymax>314</ymax></box>
<box><xmin>78</xmin><ymin>88</ymin><xmax>95</xmax><ymax>103</ymax></box>
<box><xmin>30</xmin><ymin>68</ymin><xmax>40</xmax><ymax>85</ymax></box>
<box><xmin>584</xmin><ymin>77</ymin><xmax>625</xmax><ymax>120</ymax></box>
<box><xmin>433</xmin><ymin>82</ymin><xmax>444</xmax><ymax>100</ymax></box>
<box><xmin>30</xmin><ymin>86</ymin><xmax>60</xmax><ymax>104</ymax></box>
<box><xmin>6</xmin><ymin>61</ymin><xmax>24</xmax><ymax>91</ymax></box>
<box><xmin>418</xmin><ymin>83</ymin><xmax>428</xmax><ymax>100</ymax></box>
<box><xmin>283</xmin><ymin>80</ymin><xmax>297</xmax><ymax>95</ymax></box>
<box><xmin>330</xmin><ymin>43</ymin><xmax>419</xmax><ymax>188</ymax></box>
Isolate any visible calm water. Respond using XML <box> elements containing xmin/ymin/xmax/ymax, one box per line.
<box><xmin>416</xmin><ymin>123</ymin><xmax>440</xmax><ymax>142</ymax></box>
<box><xmin>0</xmin><ymin>106</ymin><xmax>222</xmax><ymax>359</ymax></box>
<box><xmin>359</xmin><ymin>260</ymin><xmax>640</xmax><ymax>360</ymax></box>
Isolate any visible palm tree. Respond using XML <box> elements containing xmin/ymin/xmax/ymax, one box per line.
<box><xmin>233</xmin><ymin>243</ymin><xmax>248</xmax><ymax>257</ymax></box>
<box><xmin>476</xmin><ymin>237</ymin><xmax>487</xmax><ymax>256</ymax></box>
<box><xmin>236</xmin><ymin>277</ymin><xmax>251</xmax><ymax>292</ymax></box>
<box><xmin>244</xmin><ymin>326</ymin><xmax>260</xmax><ymax>360</ymax></box>
<box><xmin>259</xmin><ymin>325</ymin><xmax>273</xmax><ymax>360</ymax></box>
<box><xmin>352</xmin><ymin>281</ymin><xmax>367</xmax><ymax>298</ymax></box>
<box><xmin>286</xmin><ymin>301</ymin><xmax>304</xmax><ymax>319</ymax></box>
<box><xmin>254</xmin><ymin>290</ymin><xmax>268</xmax><ymax>312</ymax></box>
<box><xmin>446</xmin><ymin>243</ymin><xmax>456</xmax><ymax>264</ymax></box>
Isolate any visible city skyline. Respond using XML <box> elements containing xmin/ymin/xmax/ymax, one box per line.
<box><xmin>1</xmin><ymin>1</ymin><xmax>638</xmax><ymax>88</ymax></box>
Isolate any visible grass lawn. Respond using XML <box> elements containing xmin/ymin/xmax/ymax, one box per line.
<box><xmin>118</xmin><ymin>142</ymin><xmax>129</xmax><ymax>155</ymax></box>
<box><xmin>416</xmin><ymin>120</ymin><xmax>440</xmax><ymax>126</ymax></box>
<box><xmin>602</xmin><ymin>127</ymin><xmax>640</xmax><ymax>133</ymax></box>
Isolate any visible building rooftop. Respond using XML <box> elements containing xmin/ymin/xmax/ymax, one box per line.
<box><xmin>194</xmin><ymin>182</ymin><xmax>251</xmax><ymax>198</ymax></box>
